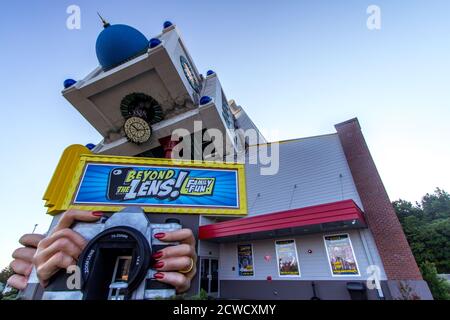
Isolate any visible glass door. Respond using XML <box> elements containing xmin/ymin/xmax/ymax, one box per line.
<box><xmin>200</xmin><ymin>258</ymin><xmax>219</xmax><ymax>298</ymax></box>
<box><xmin>210</xmin><ymin>259</ymin><xmax>219</xmax><ymax>296</ymax></box>
<box><xmin>200</xmin><ymin>259</ymin><xmax>210</xmax><ymax>293</ymax></box>
<box><xmin>108</xmin><ymin>256</ymin><xmax>132</xmax><ymax>300</ymax></box>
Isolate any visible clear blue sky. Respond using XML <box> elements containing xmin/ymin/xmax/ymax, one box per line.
<box><xmin>1</xmin><ymin>0</ymin><xmax>449</xmax><ymax>268</ymax></box>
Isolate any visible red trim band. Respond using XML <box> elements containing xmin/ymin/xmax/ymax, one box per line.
<box><xmin>199</xmin><ymin>199</ymin><xmax>365</xmax><ymax>240</ymax></box>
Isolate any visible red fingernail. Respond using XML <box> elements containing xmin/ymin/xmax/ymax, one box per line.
<box><xmin>152</xmin><ymin>251</ymin><xmax>163</xmax><ymax>259</ymax></box>
<box><xmin>92</xmin><ymin>211</ymin><xmax>103</xmax><ymax>217</ymax></box>
<box><xmin>153</xmin><ymin>261</ymin><xmax>164</xmax><ymax>269</ymax></box>
<box><xmin>154</xmin><ymin>272</ymin><xmax>164</xmax><ymax>279</ymax></box>
<box><xmin>154</xmin><ymin>233</ymin><xmax>165</xmax><ymax>239</ymax></box>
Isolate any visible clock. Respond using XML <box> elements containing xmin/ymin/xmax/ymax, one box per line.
<box><xmin>124</xmin><ymin>116</ymin><xmax>152</xmax><ymax>144</ymax></box>
<box><xmin>180</xmin><ymin>56</ymin><xmax>201</xmax><ymax>93</ymax></box>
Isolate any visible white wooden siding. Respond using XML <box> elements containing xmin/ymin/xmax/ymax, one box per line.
<box><xmin>217</xmin><ymin>229</ymin><xmax>387</xmax><ymax>281</ymax></box>
<box><xmin>245</xmin><ymin>134</ymin><xmax>364</xmax><ymax>216</ymax></box>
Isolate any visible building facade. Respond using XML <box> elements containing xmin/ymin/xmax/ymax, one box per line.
<box><xmin>56</xmin><ymin>19</ymin><xmax>432</xmax><ymax>300</ymax></box>
<box><xmin>198</xmin><ymin>125</ymin><xmax>431</xmax><ymax>300</ymax></box>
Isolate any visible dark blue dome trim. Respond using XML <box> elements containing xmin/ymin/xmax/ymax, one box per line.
<box><xmin>149</xmin><ymin>38</ymin><xmax>162</xmax><ymax>48</ymax></box>
<box><xmin>163</xmin><ymin>21</ymin><xmax>173</xmax><ymax>29</ymax></box>
<box><xmin>200</xmin><ymin>96</ymin><xmax>212</xmax><ymax>105</ymax></box>
<box><xmin>63</xmin><ymin>79</ymin><xmax>76</xmax><ymax>89</ymax></box>
<box><xmin>85</xmin><ymin>143</ymin><xmax>96</xmax><ymax>150</ymax></box>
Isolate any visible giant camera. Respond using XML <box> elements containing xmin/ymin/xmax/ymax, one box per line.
<box><xmin>41</xmin><ymin>207</ymin><xmax>181</xmax><ymax>300</ymax></box>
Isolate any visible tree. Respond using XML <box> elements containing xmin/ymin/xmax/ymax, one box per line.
<box><xmin>0</xmin><ymin>266</ymin><xmax>14</xmax><ymax>284</ymax></box>
<box><xmin>421</xmin><ymin>188</ymin><xmax>450</xmax><ymax>222</ymax></box>
<box><xmin>393</xmin><ymin>199</ymin><xmax>423</xmax><ymax>222</ymax></box>
<box><xmin>393</xmin><ymin>188</ymin><xmax>450</xmax><ymax>300</ymax></box>
<box><xmin>420</xmin><ymin>261</ymin><xmax>450</xmax><ymax>300</ymax></box>
<box><xmin>0</xmin><ymin>266</ymin><xmax>19</xmax><ymax>300</ymax></box>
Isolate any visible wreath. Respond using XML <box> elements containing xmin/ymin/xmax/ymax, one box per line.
<box><xmin>120</xmin><ymin>93</ymin><xmax>164</xmax><ymax>124</ymax></box>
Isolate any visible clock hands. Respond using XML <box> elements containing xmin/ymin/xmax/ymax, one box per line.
<box><xmin>124</xmin><ymin>116</ymin><xmax>152</xmax><ymax>144</ymax></box>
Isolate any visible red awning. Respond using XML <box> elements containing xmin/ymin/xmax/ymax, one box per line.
<box><xmin>199</xmin><ymin>199</ymin><xmax>365</xmax><ymax>241</ymax></box>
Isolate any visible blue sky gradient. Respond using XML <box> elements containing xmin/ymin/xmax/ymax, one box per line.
<box><xmin>0</xmin><ymin>0</ymin><xmax>449</xmax><ymax>267</ymax></box>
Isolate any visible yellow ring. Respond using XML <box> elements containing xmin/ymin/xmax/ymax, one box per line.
<box><xmin>179</xmin><ymin>258</ymin><xmax>194</xmax><ymax>274</ymax></box>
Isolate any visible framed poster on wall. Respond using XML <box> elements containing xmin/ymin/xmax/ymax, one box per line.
<box><xmin>323</xmin><ymin>234</ymin><xmax>360</xmax><ymax>276</ymax></box>
<box><xmin>275</xmin><ymin>239</ymin><xmax>301</xmax><ymax>277</ymax></box>
<box><xmin>237</xmin><ymin>244</ymin><xmax>254</xmax><ymax>276</ymax></box>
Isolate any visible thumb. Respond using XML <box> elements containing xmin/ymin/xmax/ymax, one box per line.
<box><xmin>53</xmin><ymin>210</ymin><xmax>101</xmax><ymax>233</ymax></box>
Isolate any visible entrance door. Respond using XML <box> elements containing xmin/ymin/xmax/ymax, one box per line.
<box><xmin>200</xmin><ymin>258</ymin><xmax>219</xmax><ymax>297</ymax></box>
<box><xmin>108</xmin><ymin>256</ymin><xmax>132</xmax><ymax>300</ymax></box>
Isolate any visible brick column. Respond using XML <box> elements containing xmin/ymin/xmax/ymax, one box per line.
<box><xmin>335</xmin><ymin>118</ymin><xmax>422</xmax><ymax>280</ymax></box>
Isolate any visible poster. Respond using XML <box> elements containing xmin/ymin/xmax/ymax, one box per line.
<box><xmin>43</xmin><ymin>144</ymin><xmax>247</xmax><ymax>215</ymax></box>
<box><xmin>237</xmin><ymin>244</ymin><xmax>254</xmax><ymax>276</ymax></box>
<box><xmin>275</xmin><ymin>240</ymin><xmax>300</xmax><ymax>276</ymax></box>
<box><xmin>324</xmin><ymin>234</ymin><xmax>360</xmax><ymax>276</ymax></box>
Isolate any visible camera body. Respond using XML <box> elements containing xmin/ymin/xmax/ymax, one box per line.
<box><xmin>40</xmin><ymin>207</ymin><xmax>181</xmax><ymax>300</ymax></box>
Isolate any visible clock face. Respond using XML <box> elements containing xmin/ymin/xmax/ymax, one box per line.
<box><xmin>124</xmin><ymin>117</ymin><xmax>152</xmax><ymax>144</ymax></box>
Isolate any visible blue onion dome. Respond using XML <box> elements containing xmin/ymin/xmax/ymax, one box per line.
<box><xmin>96</xmin><ymin>23</ymin><xmax>148</xmax><ymax>70</ymax></box>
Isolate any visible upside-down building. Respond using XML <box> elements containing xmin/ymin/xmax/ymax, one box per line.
<box><xmin>53</xmin><ymin>19</ymin><xmax>432</xmax><ymax>300</ymax></box>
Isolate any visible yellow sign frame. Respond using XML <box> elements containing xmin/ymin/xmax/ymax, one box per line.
<box><xmin>44</xmin><ymin>145</ymin><xmax>247</xmax><ymax>216</ymax></box>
